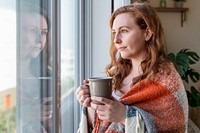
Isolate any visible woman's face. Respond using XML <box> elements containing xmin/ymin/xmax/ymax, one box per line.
<box><xmin>112</xmin><ymin>13</ymin><xmax>146</xmax><ymax>61</ymax></box>
<box><xmin>21</xmin><ymin>13</ymin><xmax>48</xmax><ymax>59</ymax></box>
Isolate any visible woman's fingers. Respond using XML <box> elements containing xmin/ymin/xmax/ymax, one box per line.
<box><xmin>83</xmin><ymin>79</ymin><xmax>89</xmax><ymax>84</ymax></box>
<box><xmin>43</xmin><ymin>97</ymin><xmax>52</xmax><ymax>103</ymax></box>
<box><xmin>90</xmin><ymin>96</ymin><xmax>126</xmax><ymax>123</ymax></box>
<box><xmin>76</xmin><ymin>84</ymin><xmax>91</xmax><ymax>107</ymax></box>
<box><xmin>42</xmin><ymin>110</ymin><xmax>53</xmax><ymax>120</ymax></box>
<box><xmin>91</xmin><ymin>96</ymin><xmax>112</xmax><ymax>105</ymax></box>
<box><xmin>76</xmin><ymin>86</ymin><xmax>88</xmax><ymax>99</ymax></box>
<box><xmin>42</xmin><ymin>104</ymin><xmax>53</xmax><ymax>120</ymax></box>
<box><xmin>82</xmin><ymin>97</ymin><xmax>91</xmax><ymax>107</ymax></box>
<box><xmin>80</xmin><ymin>94</ymin><xmax>90</xmax><ymax>103</ymax></box>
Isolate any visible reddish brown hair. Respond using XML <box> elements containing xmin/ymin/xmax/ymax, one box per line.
<box><xmin>105</xmin><ymin>2</ymin><xmax>170</xmax><ymax>90</ymax></box>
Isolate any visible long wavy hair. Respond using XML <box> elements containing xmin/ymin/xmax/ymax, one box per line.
<box><xmin>105</xmin><ymin>2</ymin><xmax>170</xmax><ymax>90</ymax></box>
<box><xmin>28</xmin><ymin>6</ymin><xmax>51</xmax><ymax>77</ymax></box>
<box><xmin>20</xmin><ymin>2</ymin><xmax>51</xmax><ymax>77</ymax></box>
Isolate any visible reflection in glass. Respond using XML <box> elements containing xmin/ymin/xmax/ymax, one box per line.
<box><xmin>17</xmin><ymin>2</ymin><xmax>52</xmax><ymax>133</ymax></box>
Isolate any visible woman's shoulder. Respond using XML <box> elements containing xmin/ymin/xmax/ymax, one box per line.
<box><xmin>155</xmin><ymin>62</ymin><xmax>177</xmax><ymax>77</ymax></box>
<box><xmin>152</xmin><ymin>62</ymin><xmax>184</xmax><ymax>91</ymax></box>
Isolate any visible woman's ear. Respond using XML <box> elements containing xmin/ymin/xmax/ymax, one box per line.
<box><xmin>145</xmin><ymin>27</ymin><xmax>153</xmax><ymax>41</ymax></box>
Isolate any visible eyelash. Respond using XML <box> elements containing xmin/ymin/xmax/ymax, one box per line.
<box><xmin>120</xmin><ymin>29</ymin><xmax>127</xmax><ymax>33</ymax></box>
<box><xmin>29</xmin><ymin>29</ymin><xmax>48</xmax><ymax>36</ymax></box>
<box><xmin>112</xmin><ymin>29</ymin><xmax>128</xmax><ymax>36</ymax></box>
<box><xmin>112</xmin><ymin>32</ymin><xmax>116</xmax><ymax>36</ymax></box>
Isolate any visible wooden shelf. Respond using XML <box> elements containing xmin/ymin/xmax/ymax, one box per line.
<box><xmin>155</xmin><ymin>7</ymin><xmax>189</xmax><ymax>12</ymax></box>
<box><xmin>154</xmin><ymin>7</ymin><xmax>189</xmax><ymax>27</ymax></box>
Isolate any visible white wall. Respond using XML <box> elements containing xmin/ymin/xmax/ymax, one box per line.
<box><xmin>151</xmin><ymin>0</ymin><xmax>200</xmax><ymax>89</ymax></box>
<box><xmin>91</xmin><ymin>0</ymin><xmax>131</xmax><ymax>77</ymax></box>
<box><xmin>91</xmin><ymin>0</ymin><xmax>111</xmax><ymax>77</ymax></box>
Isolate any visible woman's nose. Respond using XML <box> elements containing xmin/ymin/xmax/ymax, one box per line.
<box><xmin>36</xmin><ymin>31</ymin><xmax>42</xmax><ymax>42</ymax></box>
<box><xmin>113</xmin><ymin>33</ymin><xmax>122</xmax><ymax>44</ymax></box>
<box><xmin>36</xmin><ymin>29</ymin><xmax>47</xmax><ymax>41</ymax></box>
<box><xmin>35</xmin><ymin>32</ymin><xmax>44</xmax><ymax>49</ymax></box>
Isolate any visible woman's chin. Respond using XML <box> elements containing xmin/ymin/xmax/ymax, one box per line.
<box><xmin>30</xmin><ymin>53</ymin><xmax>40</xmax><ymax>58</ymax></box>
<box><xmin>120</xmin><ymin>54</ymin><xmax>129</xmax><ymax>60</ymax></box>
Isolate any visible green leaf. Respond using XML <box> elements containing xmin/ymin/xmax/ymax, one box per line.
<box><xmin>167</xmin><ymin>53</ymin><xmax>176</xmax><ymax>63</ymax></box>
<box><xmin>184</xmin><ymin>68</ymin><xmax>200</xmax><ymax>83</ymax></box>
<box><xmin>179</xmin><ymin>49</ymin><xmax>200</xmax><ymax>65</ymax></box>
<box><xmin>187</xmin><ymin>86</ymin><xmax>200</xmax><ymax>107</ymax></box>
<box><xmin>186</xmin><ymin>51</ymin><xmax>200</xmax><ymax>65</ymax></box>
<box><xmin>176</xmin><ymin>53</ymin><xmax>189</xmax><ymax>76</ymax></box>
<box><xmin>187</xmin><ymin>90</ymin><xmax>197</xmax><ymax>107</ymax></box>
<box><xmin>179</xmin><ymin>48</ymin><xmax>189</xmax><ymax>53</ymax></box>
<box><xmin>167</xmin><ymin>48</ymin><xmax>200</xmax><ymax>84</ymax></box>
<box><xmin>190</xmin><ymin>86</ymin><xmax>200</xmax><ymax>106</ymax></box>
<box><xmin>191</xmin><ymin>86</ymin><xmax>200</xmax><ymax>96</ymax></box>
<box><xmin>181</xmin><ymin>74</ymin><xmax>189</xmax><ymax>83</ymax></box>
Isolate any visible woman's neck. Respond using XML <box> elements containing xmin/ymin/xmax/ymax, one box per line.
<box><xmin>130</xmin><ymin>50</ymin><xmax>146</xmax><ymax>72</ymax></box>
<box><xmin>118</xmin><ymin>59</ymin><xmax>143</xmax><ymax>95</ymax></box>
<box><xmin>130</xmin><ymin>63</ymin><xmax>142</xmax><ymax>76</ymax></box>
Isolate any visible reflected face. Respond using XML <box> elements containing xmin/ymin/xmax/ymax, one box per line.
<box><xmin>112</xmin><ymin>13</ymin><xmax>146</xmax><ymax>60</ymax></box>
<box><xmin>21</xmin><ymin>13</ymin><xmax>48</xmax><ymax>59</ymax></box>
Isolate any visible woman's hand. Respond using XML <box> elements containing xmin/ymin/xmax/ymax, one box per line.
<box><xmin>91</xmin><ymin>96</ymin><xmax>126</xmax><ymax>124</ymax></box>
<box><xmin>42</xmin><ymin>97</ymin><xmax>53</xmax><ymax>121</ymax></box>
<box><xmin>76</xmin><ymin>80</ymin><xmax>91</xmax><ymax>107</ymax></box>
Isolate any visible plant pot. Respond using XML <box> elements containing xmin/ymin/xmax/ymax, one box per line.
<box><xmin>160</xmin><ymin>0</ymin><xmax>167</xmax><ymax>8</ymax></box>
<box><xmin>174</xmin><ymin>1</ymin><xmax>184</xmax><ymax>8</ymax></box>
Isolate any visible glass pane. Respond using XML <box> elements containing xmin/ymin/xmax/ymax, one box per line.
<box><xmin>17</xmin><ymin>1</ymin><xmax>53</xmax><ymax>132</ymax></box>
<box><xmin>61</xmin><ymin>0</ymin><xmax>80</xmax><ymax>132</ymax></box>
<box><xmin>0</xmin><ymin>0</ymin><xmax>16</xmax><ymax>132</ymax></box>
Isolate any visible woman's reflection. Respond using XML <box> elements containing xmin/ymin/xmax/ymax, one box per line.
<box><xmin>19</xmin><ymin>2</ymin><xmax>52</xmax><ymax>133</ymax></box>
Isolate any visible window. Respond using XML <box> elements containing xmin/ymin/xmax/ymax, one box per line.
<box><xmin>1</xmin><ymin>0</ymin><xmax>91</xmax><ymax>132</ymax></box>
<box><xmin>0</xmin><ymin>0</ymin><xmax>16</xmax><ymax>132</ymax></box>
<box><xmin>61</xmin><ymin>0</ymin><xmax>83</xmax><ymax>132</ymax></box>
<box><xmin>17</xmin><ymin>0</ymin><xmax>55</xmax><ymax>132</ymax></box>
<box><xmin>60</xmin><ymin>0</ymin><xmax>92</xmax><ymax>132</ymax></box>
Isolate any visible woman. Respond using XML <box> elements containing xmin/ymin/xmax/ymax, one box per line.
<box><xmin>76</xmin><ymin>2</ymin><xmax>188</xmax><ymax>133</ymax></box>
<box><xmin>20</xmin><ymin>3</ymin><xmax>50</xmax><ymax>77</ymax></box>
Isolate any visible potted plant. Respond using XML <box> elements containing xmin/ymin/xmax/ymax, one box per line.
<box><xmin>173</xmin><ymin>0</ymin><xmax>186</xmax><ymax>8</ymax></box>
<box><xmin>167</xmin><ymin>49</ymin><xmax>200</xmax><ymax>107</ymax></box>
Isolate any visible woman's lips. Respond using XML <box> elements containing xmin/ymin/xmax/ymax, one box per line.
<box><xmin>118</xmin><ymin>46</ymin><xmax>126</xmax><ymax>51</ymax></box>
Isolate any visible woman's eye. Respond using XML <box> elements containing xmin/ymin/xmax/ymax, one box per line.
<box><xmin>41</xmin><ymin>30</ymin><xmax>48</xmax><ymax>36</ymax></box>
<box><xmin>30</xmin><ymin>28</ymin><xmax>38</xmax><ymax>34</ymax></box>
<box><xmin>112</xmin><ymin>31</ymin><xmax>116</xmax><ymax>36</ymax></box>
<box><xmin>120</xmin><ymin>29</ymin><xmax>127</xmax><ymax>33</ymax></box>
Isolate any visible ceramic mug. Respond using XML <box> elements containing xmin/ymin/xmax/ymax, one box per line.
<box><xmin>88</xmin><ymin>77</ymin><xmax>113</xmax><ymax>105</ymax></box>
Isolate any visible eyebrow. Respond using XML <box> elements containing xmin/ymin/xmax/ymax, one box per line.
<box><xmin>112</xmin><ymin>26</ymin><xmax>130</xmax><ymax>31</ymax></box>
<box><xmin>28</xmin><ymin>26</ymin><xmax>48</xmax><ymax>30</ymax></box>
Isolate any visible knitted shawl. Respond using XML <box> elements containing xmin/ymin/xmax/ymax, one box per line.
<box><xmin>78</xmin><ymin>65</ymin><xmax>188</xmax><ymax>133</ymax></box>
